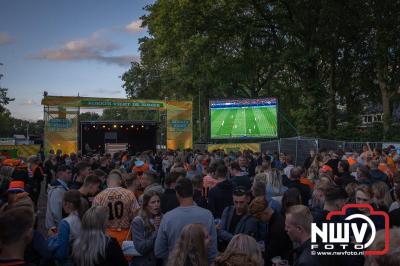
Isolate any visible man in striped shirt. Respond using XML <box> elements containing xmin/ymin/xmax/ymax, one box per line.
<box><xmin>92</xmin><ymin>170</ymin><xmax>139</xmax><ymax>245</ymax></box>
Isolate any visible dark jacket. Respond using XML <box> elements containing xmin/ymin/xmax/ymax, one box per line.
<box><xmin>94</xmin><ymin>237</ymin><xmax>128</xmax><ymax>266</ymax></box>
<box><xmin>389</xmin><ymin>207</ymin><xmax>400</xmax><ymax>228</ymax></box>
<box><xmin>193</xmin><ymin>189</ymin><xmax>207</xmax><ymax>209</ymax></box>
<box><xmin>287</xmin><ymin>180</ymin><xmax>311</xmax><ymax>205</ymax></box>
<box><xmin>230</xmin><ymin>175</ymin><xmax>252</xmax><ymax>191</ymax></box>
<box><xmin>208</xmin><ymin>179</ymin><xmax>234</xmax><ymax>218</ymax></box>
<box><xmin>334</xmin><ymin>172</ymin><xmax>355</xmax><ymax>187</ymax></box>
<box><xmin>293</xmin><ymin>239</ymin><xmax>320</xmax><ymax>266</ymax></box>
<box><xmin>369</xmin><ymin>169</ymin><xmax>389</xmax><ymax>184</ymax></box>
<box><xmin>265</xmin><ymin>211</ymin><xmax>292</xmax><ymax>266</ymax></box>
<box><xmin>160</xmin><ymin>189</ymin><xmax>179</xmax><ymax>214</ymax></box>
<box><xmin>131</xmin><ymin>216</ymin><xmax>158</xmax><ymax>266</ymax></box>
<box><xmin>219</xmin><ymin>206</ymin><xmax>259</xmax><ymax>242</ymax></box>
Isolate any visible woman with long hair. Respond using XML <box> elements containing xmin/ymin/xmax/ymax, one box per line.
<box><xmin>48</xmin><ymin>189</ymin><xmax>82</xmax><ymax>265</ymax></box>
<box><xmin>72</xmin><ymin>206</ymin><xmax>128</xmax><ymax>266</ymax></box>
<box><xmin>372</xmin><ymin>181</ymin><xmax>392</xmax><ymax>211</ymax></box>
<box><xmin>281</xmin><ymin>188</ymin><xmax>302</xmax><ymax>217</ymax></box>
<box><xmin>131</xmin><ymin>190</ymin><xmax>162</xmax><ymax>266</ymax></box>
<box><xmin>166</xmin><ymin>224</ymin><xmax>209</xmax><ymax>266</ymax></box>
<box><xmin>214</xmin><ymin>234</ymin><xmax>263</xmax><ymax>266</ymax></box>
<box><xmin>265</xmin><ymin>169</ymin><xmax>287</xmax><ymax>199</ymax></box>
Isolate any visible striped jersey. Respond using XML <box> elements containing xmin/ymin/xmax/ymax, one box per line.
<box><xmin>92</xmin><ymin>187</ymin><xmax>139</xmax><ymax>230</ymax></box>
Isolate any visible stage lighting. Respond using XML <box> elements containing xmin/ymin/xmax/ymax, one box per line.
<box><xmin>131</xmin><ymin>125</ymin><xmax>134</xmax><ymax>128</ymax></box>
<box><xmin>92</xmin><ymin>125</ymin><xmax>96</xmax><ymax>128</ymax></box>
<box><xmin>141</xmin><ymin>125</ymin><xmax>144</xmax><ymax>128</ymax></box>
<box><xmin>113</xmin><ymin>125</ymin><xmax>117</xmax><ymax>128</ymax></box>
<box><xmin>120</xmin><ymin>125</ymin><xmax>123</xmax><ymax>128</ymax></box>
<box><xmin>102</xmin><ymin>125</ymin><xmax>106</xmax><ymax>128</ymax></box>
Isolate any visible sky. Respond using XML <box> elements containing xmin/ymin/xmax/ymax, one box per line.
<box><xmin>0</xmin><ymin>0</ymin><xmax>153</xmax><ymax>120</ymax></box>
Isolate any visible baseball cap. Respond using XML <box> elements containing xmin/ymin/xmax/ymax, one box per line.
<box><xmin>321</xmin><ymin>165</ymin><xmax>333</xmax><ymax>173</ymax></box>
<box><xmin>8</xmin><ymin>181</ymin><xmax>25</xmax><ymax>193</ymax></box>
<box><xmin>135</xmin><ymin>160</ymin><xmax>144</xmax><ymax>167</ymax></box>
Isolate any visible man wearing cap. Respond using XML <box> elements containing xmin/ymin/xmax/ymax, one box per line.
<box><xmin>45</xmin><ymin>165</ymin><xmax>72</xmax><ymax>229</ymax></box>
<box><xmin>132</xmin><ymin>159</ymin><xmax>149</xmax><ymax>176</ymax></box>
<box><xmin>0</xmin><ymin>180</ymin><xmax>34</xmax><ymax>212</ymax></box>
<box><xmin>249</xmin><ymin>196</ymin><xmax>292</xmax><ymax>266</ymax></box>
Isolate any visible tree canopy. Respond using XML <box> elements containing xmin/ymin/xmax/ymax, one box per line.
<box><xmin>122</xmin><ymin>0</ymin><xmax>396</xmax><ymax>141</ymax></box>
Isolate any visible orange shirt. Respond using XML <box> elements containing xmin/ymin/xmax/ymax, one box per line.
<box><xmin>347</xmin><ymin>157</ymin><xmax>357</xmax><ymax>166</ymax></box>
<box><xmin>378</xmin><ymin>163</ymin><xmax>393</xmax><ymax>178</ymax></box>
<box><xmin>92</xmin><ymin>187</ymin><xmax>139</xmax><ymax>230</ymax></box>
<box><xmin>300</xmin><ymin>177</ymin><xmax>315</xmax><ymax>190</ymax></box>
<box><xmin>132</xmin><ymin>164</ymin><xmax>149</xmax><ymax>175</ymax></box>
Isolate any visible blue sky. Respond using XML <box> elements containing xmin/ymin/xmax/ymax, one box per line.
<box><xmin>0</xmin><ymin>0</ymin><xmax>153</xmax><ymax>120</ymax></box>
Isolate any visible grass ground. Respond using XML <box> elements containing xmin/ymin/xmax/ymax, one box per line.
<box><xmin>211</xmin><ymin>106</ymin><xmax>277</xmax><ymax>138</ymax></box>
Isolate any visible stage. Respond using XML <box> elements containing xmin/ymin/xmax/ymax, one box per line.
<box><xmin>80</xmin><ymin>120</ymin><xmax>158</xmax><ymax>154</ymax></box>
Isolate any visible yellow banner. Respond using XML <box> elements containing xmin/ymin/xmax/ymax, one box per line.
<box><xmin>0</xmin><ymin>145</ymin><xmax>41</xmax><ymax>158</ymax></box>
<box><xmin>45</xmin><ymin>117</ymin><xmax>78</xmax><ymax>155</ymax></box>
<box><xmin>166</xmin><ymin>101</ymin><xmax>193</xmax><ymax>150</ymax></box>
<box><xmin>207</xmin><ymin>143</ymin><xmax>260</xmax><ymax>153</ymax></box>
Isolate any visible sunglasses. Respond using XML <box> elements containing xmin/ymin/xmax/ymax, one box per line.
<box><xmin>233</xmin><ymin>187</ymin><xmax>247</xmax><ymax>196</ymax></box>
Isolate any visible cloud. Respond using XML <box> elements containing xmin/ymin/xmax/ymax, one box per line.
<box><xmin>92</xmin><ymin>88</ymin><xmax>123</xmax><ymax>95</ymax></box>
<box><xmin>124</xmin><ymin>19</ymin><xmax>145</xmax><ymax>34</ymax></box>
<box><xmin>32</xmin><ymin>32</ymin><xmax>138</xmax><ymax>66</ymax></box>
<box><xmin>20</xmin><ymin>99</ymin><xmax>40</xmax><ymax>106</ymax></box>
<box><xmin>0</xmin><ymin>32</ymin><xmax>13</xmax><ymax>44</ymax></box>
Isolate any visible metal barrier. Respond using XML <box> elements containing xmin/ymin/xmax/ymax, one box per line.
<box><xmin>260</xmin><ymin>137</ymin><xmax>384</xmax><ymax>166</ymax></box>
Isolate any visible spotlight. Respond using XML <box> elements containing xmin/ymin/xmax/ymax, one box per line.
<box><xmin>92</xmin><ymin>125</ymin><xmax>96</xmax><ymax>128</ymax></box>
<box><xmin>130</xmin><ymin>125</ymin><xmax>134</xmax><ymax>128</ymax></box>
<box><xmin>102</xmin><ymin>125</ymin><xmax>106</xmax><ymax>128</ymax></box>
<box><xmin>120</xmin><ymin>125</ymin><xmax>123</xmax><ymax>128</ymax></box>
<box><xmin>113</xmin><ymin>125</ymin><xmax>117</xmax><ymax>128</ymax></box>
<box><xmin>141</xmin><ymin>125</ymin><xmax>144</xmax><ymax>128</ymax></box>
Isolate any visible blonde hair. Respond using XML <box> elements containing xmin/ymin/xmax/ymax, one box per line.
<box><xmin>217</xmin><ymin>234</ymin><xmax>263</xmax><ymax>265</ymax></box>
<box><xmin>372</xmin><ymin>181</ymin><xmax>392</xmax><ymax>209</ymax></box>
<box><xmin>365</xmin><ymin>228</ymin><xmax>400</xmax><ymax>266</ymax></box>
<box><xmin>72</xmin><ymin>206</ymin><xmax>108</xmax><ymax>266</ymax></box>
<box><xmin>253</xmin><ymin>173</ymin><xmax>267</xmax><ymax>183</ymax></box>
<box><xmin>265</xmin><ymin>169</ymin><xmax>283</xmax><ymax>190</ymax></box>
<box><xmin>166</xmin><ymin>224</ymin><xmax>208</xmax><ymax>266</ymax></box>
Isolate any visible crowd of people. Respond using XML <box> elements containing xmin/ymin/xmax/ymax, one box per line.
<box><xmin>0</xmin><ymin>144</ymin><xmax>400</xmax><ymax>266</ymax></box>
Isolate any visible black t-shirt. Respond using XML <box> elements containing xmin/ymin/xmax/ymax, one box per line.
<box><xmin>229</xmin><ymin>211</ymin><xmax>244</xmax><ymax>233</ymax></box>
<box><xmin>390</xmin><ymin>208</ymin><xmax>400</xmax><ymax>228</ymax></box>
<box><xmin>69</xmin><ymin>181</ymin><xmax>83</xmax><ymax>190</ymax></box>
<box><xmin>265</xmin><ymin>211</ymin><xmax>292</xmax><ymax>266</ymax></box>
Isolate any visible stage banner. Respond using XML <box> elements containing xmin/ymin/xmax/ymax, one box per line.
<box><xmin>207</xmin><ymin>143</ymin><xmax>261</xmax><ymax>153</ymax></box>
<box><xmin>0</xmin><ymin>145</ymin><xmax>41</xmax><ymax>158</ymax></box>
<box><xmin>42</xmin><ymin>96</ymin><xmax>165</xmax><ymax>109</ymax></box>
<box><xmin>166</xmin><ymin>101</ymin><xmax>193</xmax><ymax>150</ymax></box>
<box><xmin>45</xmin><ymin>116</ymin><xmax>78</xmax><ymax>155</ymax></box>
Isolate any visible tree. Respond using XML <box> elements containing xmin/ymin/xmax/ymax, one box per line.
<box><xmin>0</xmin><ymin>67</ymin><xmax>15</xmax><ymax>137</ymax></box>
<box><xmin>122</xmin><ymin>0</ymin><xmax>400</xmax><ymax>141</ymax></box>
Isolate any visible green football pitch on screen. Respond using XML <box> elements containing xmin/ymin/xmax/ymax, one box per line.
<box><xmin>210</xmin><ymin>106</ymin><xmax>277</xmax><ymax>139</ymax></box>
